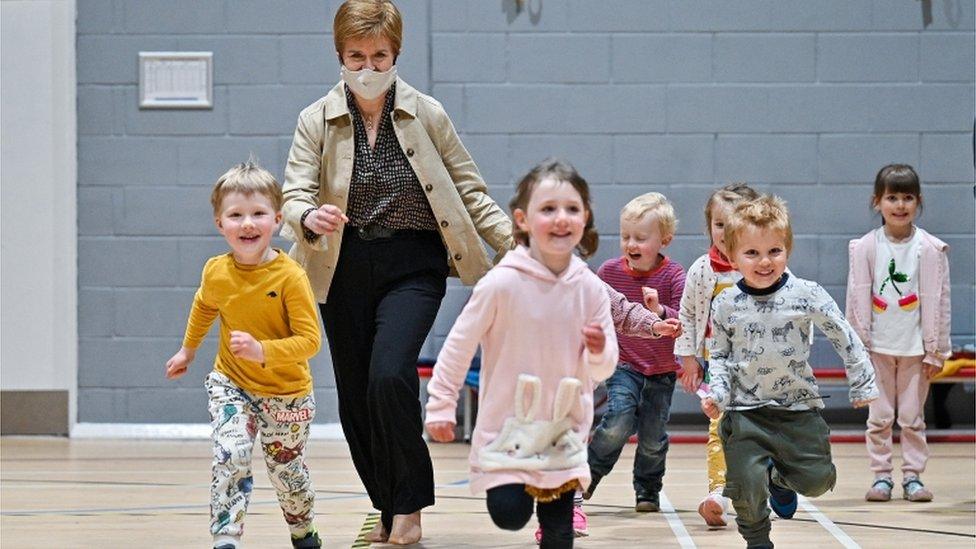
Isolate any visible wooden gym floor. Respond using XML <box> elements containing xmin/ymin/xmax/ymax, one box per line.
<box><xmin>1</xmin><ymin>438</ymin><xmax>973</xmax><ymax>548</ymax></box>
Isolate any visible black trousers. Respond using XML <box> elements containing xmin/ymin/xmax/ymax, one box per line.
<box><xmin>321</xmin><ymin>229</ymin><xmax>448</xmax><ymax>531</ymax></box>
<box><xmin>486</xmin><ymin>484</ymin><xmax>574</xmax><ymax>549</ymax></box>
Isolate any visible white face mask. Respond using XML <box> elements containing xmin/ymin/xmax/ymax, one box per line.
<box><xmin>341</xmin><ymin>65</ymin><xmax>397</xmax><ymax>100</ymax></box>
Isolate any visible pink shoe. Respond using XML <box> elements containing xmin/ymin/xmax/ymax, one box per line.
<box><xmin>572</xmin><ymin>505</ymin><xmax>589</xmax><ymax>537</ymax></box>
<box><xmin>533</xmin><ymin>506</ymin><xmax>589</xmax><ymax>545</ymax></box>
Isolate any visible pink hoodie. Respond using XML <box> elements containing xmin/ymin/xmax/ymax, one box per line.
<box><xmin>425</xmin><ymin>245</ymin><xmax>619</xmax><ymax>494</ymax></box>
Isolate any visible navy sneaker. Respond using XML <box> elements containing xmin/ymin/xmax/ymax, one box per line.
<box><xmin>767</xmin><ymin>462</ymin><xmax>797</xmax><ymax>519</ymax></box>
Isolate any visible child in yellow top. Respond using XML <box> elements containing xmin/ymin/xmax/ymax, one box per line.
<box><xmin>165</xmin><ymin>160</ymin><xmax>323</xmax><ymax>549</ymax></box>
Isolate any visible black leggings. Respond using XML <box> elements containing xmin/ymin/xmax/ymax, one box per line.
<box><xmin>486</xmin><ymin>484</ymin><xmax>574</xmax><ymax>549</ymax></box>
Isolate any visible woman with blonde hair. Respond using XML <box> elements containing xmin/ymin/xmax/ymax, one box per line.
<box><xmin>281</xmin><ymin>0</ymin><xmax>513</xmax><ymax>544</ymax></box>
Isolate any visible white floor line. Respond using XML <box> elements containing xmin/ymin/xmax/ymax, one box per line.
<box><xmin>658</xmin><ymin>491</ymin><xmax>697</xmax><ymax>549</ymax></box>
<box><xmin>798</xmin><ymin>495</ymin><xmax>861</xmax><ymax>549</ymax></box>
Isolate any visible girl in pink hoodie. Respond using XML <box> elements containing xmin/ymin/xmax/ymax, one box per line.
<box><xmin>847</xmin><ymin>164</ymin><xmax>951</xmax><ymax>503</ymax></box>
<box><xmin>426</xmin><ymin>159</ymin><xmax>619</xmax><ymax>548</ymax></box>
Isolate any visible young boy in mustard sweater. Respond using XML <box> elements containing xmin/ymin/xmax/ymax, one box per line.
<box><xmin>165</xmin><ymin>160</ymin><xmax>323</xmax><ymax>549</ymax></box>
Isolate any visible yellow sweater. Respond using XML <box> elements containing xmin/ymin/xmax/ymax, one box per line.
<box><xmin>182</xmin><ymin>251</ymin><xmax>321</xmax><ymax>397</ymax></box>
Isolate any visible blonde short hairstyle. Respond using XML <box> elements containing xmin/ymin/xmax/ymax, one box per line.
<box><xmin>724</xmin><ymin>194</ymin><xmax>793</xmax><ymax>256</ymax></box>
<box><xmin>333</xmin><ymin>0</ymin><xmax>403</xmax><ymax>56</ymax></box>
<box><xmin>211</xmin><ymin>159</ymin><xmax>283</xmax><ymax>215</ymax></box>
<box><xmin>620</xmin><ymin>192</ymin><xmax>677</xmax><ymax>237</ymax></box>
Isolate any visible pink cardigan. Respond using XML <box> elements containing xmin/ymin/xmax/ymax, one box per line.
<box><xmin>425</xmin><ymin>246</ymin><xmax>618</xmax><ymax>493</ymax></box>
<box><xmin>846</xmin><ymin>227</ymin><xmax>951</xmax><ymax>368</ymax></box>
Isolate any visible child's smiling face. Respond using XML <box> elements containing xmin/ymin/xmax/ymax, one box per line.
<box><xmin>513</xmin><ymin>177</ymin><xmax>588</xmax><ymax>273</ymax></box>
<box><xmin>728</xmin><ymin>225</ymin><xmax>789</xmax><ymax>289</ymax></box>
<box><xmin>216</xmin><ymin>191</ymin><xmax>281</xmax><ymax>265</ymax></box>
<box><xmin>620</xmin><ymin>213</ymin><xmax>671</xmax><ymax>272</ymax></box>
<box><xmin>875</xmin><ymin>188</ymin><xmax>919</xmax><ymax>233</ymax></box>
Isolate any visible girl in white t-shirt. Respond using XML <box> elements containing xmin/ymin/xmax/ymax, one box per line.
<box><xmin>846</xmin><ymin>164</ymin><xmax>952</xmax><ymax>503</ymax></box>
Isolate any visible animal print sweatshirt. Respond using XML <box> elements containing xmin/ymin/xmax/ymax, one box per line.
<box><xmin>707</xmin><ymin>273</ymin><xmax>878</xmax><ymax>412</ymax></box>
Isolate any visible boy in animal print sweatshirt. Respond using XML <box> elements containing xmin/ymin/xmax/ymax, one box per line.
<box><xmin>701</xmin><ymin>195</ymin><xmax>877</xmax><ymax>549</ymax></box>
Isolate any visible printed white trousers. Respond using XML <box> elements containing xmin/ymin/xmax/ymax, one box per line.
<box><xmin>206</xmin><ymin>371</ymin><xmax>316</xmax><ymax>539</ymax></box>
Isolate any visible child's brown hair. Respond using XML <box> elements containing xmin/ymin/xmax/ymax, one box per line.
<box><xmin>872</xmin><ymin>164</ymin><xmax>923</xmax><ymax>218</ymax></box>
<box><xmin>509</xmin><ymin>158</ymin><xmax>599</xmax><ymax>259</ymax></box>
<box><xmin>704</xmin><ymin>182</ymin><xmax>760</xmax><ymax>241</ymax></box>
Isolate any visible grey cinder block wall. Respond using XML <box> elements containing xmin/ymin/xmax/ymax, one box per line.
<box><xmin>77</xmin><ymin>0</ymin><xmax>975</xmax><ymax>424</ymax></box>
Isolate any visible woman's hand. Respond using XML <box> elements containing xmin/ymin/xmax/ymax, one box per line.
<box><xmin>426</xmin><ymin>421</ymin><xmax>456</xmax><ymax>442</ymax></box>
<box><xmin>303</xmin><ymin>204</ymin><xmax>349</xmax><ymax>235</ymax></box>
<box><xmin>229</xmin><ymin>331</ymin><xmax>264</xmax><ymax>363</ymax></box>
<box><xmin>165</xmin><ymin>347</ymin><xmax>196</xmax><ymax>380</ymax></box>
<box><xmin>582</xmin><ymin>323</ymin><xmax>606</xmax><ymax>355</ymax></box>
<box><xmin>701</xmin><ymin>397</ymin><xmax>720</xmax><ymax>419</ymax></box>
<box><xmin>852</xmin><ymin>398</ymin><xmax>876</xmax><ymax>409</ymax></box>
<box><xmin>924</xmin><ymin>364</ymin><xmax>941</xmax><ymax>379</ymax></box>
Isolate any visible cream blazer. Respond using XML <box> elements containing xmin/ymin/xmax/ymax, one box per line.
<box><xmin>281</xmin><ymin>79</ymin><xmax>514</xmax><ymax>302</ymax></box>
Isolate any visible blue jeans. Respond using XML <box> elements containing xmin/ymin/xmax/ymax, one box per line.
<box><xmin>587</xmin><ymin>367</ymin><xmax>676</xmax><ymax>496</ymax></box>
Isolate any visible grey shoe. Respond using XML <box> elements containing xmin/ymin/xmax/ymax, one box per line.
<box><xmin>865</xmin><ymin>477</ymin><xmax>893</xmax><ymax>502</ymax></box>
<box><xmin>902</xmin><ymin>476</ymin><xmax>933</xmax><ymax>502</ymax></box>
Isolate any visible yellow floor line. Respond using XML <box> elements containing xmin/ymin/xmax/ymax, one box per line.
<box><xmin>351</xmin><ymin>512</ymin><xmax>381</xmax><ymax>548</ymax></box>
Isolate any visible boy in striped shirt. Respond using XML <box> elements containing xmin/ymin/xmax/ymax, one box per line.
<box><xmin>583</xmin><ymin>192</ymin><xmax>686</xmax><ymax>513</ymax></box>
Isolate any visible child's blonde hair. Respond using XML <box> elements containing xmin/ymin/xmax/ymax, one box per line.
<box><xmin>211</xmin><ymin>159</ymin><xmax>283</xmax><ymax>215</ymax></box>
<box><xmin>704</xmin><ymin>183</ymin><xmax>760</xmax><ymax>240</ymax></box>
<box><xmin>621</xmin><ymin>192</ymin><xmax>677</xmax><ymax>236</ymax></box>
<box><xmin>724</xmin><ymin>194</ymin><xmax>793</xmax><ymax>256</ymax></box>
<box><xmin>509</xmin><ymin>158</ymin><xmax>599</xmax><ymax>259</ymax></box>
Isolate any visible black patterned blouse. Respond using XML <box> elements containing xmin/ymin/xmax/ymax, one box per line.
<box><xmin>345</xmin><ymin>85</ymin><xmax>438</xmax><ymax>231</ymax></box>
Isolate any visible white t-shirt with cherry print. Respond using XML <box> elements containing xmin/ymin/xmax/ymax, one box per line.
<box><xmin>870</xmin><ymin>227</ymin><xmax>924</xmax><ymax>356</ymax></box>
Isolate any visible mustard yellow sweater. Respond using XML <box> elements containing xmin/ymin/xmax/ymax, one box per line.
<box><xmin>182</xmin><ymin>251</ymin><xmax>321</xmax><ymax>397</ymax></box>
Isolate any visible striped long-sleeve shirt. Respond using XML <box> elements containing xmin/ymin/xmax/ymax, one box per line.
<box><xmin>598</xmin><ymin>256</ymin><xmax>686</xmax><ymax>376</ymax></box>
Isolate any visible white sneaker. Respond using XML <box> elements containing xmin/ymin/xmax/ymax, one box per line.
<box><xmin>698</xmin><ymin>488</ymin><xmax>729</xmax><ymax>528</ymax></box>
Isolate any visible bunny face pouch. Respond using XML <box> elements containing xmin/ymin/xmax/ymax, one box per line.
<box><xmin>478</xmin><ymin>374</ymin><xmax>588</xmax><ymax>472</ymax></box>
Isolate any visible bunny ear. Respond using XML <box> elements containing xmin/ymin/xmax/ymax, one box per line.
<box><xmin>552</xmin><ymin>377</ymin><xmax>583</xmax><ymax>420</ymax></box>
<box><xmin>527</xmin><ymin>376</ymin><xmax>542</xmax><ymax>422</ymax></box>
<box><xmin>515</xmin><ymin>374</ymin><xmax>542</xmax><ymax>422</ymax></box>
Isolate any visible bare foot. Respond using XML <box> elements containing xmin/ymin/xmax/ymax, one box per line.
<box><xmin>388</xmin><ymin>511</ymin><xmax>422</xmax><ymax>545</ymax></box>
<box><xmin>364</xmin><ymin>519</ymin><xmax>389</xmax><ymax>543</ymax></box>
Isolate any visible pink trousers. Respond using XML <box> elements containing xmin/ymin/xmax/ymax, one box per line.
<box><xmin>865</xmin><ymin>352</ymin><xmax>930</xmax><ymax>476</ymax></box>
